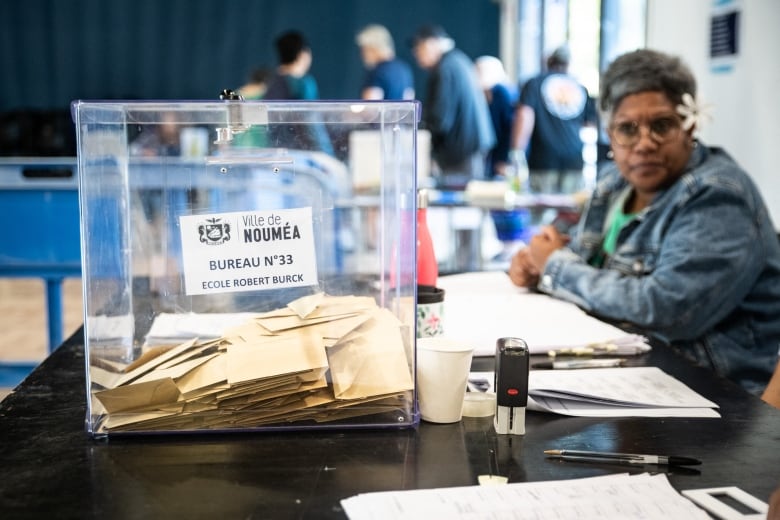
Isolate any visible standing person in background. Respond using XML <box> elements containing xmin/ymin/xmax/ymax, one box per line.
<box><xmin>475</xmin><ymin>56</ymin><xmax>517</xmax><ymax>180</ymax></box>
<box><xmin>233</xmin><ymin>67</ymin><xmax>273</xmax><ymax>149</ymax></box>
<box><xmin>356</xmin><ymin>24</ymin><xmax>414</xmax><ymax>100</ymax></box>
<box><xmin>510</xmin><ymin>45</ymin><xmax>596</xmax><ymax>194</ymax></box>
<box><xmin>264</xmin><ymin>30</ymin><xmax>333</xmax><ymax>154</ymax></box>
<box><xmin>265</xmin><ymin>30</ymin><xmax>319</xmax><ymax>101</ymax></box>
<box><xmin>475</xmin><ymin>55</ymin><xmax>530</xmax><ymax>261</ymax></box>
<box><xmin>354</xmin><ymin>25</ymin><xmax>415</xmax><ymax>252</ymax></box>
<box><xmin>410</xmin><ymin>24</ymin><xmax>495</xmax><ymax>190</ymax></box>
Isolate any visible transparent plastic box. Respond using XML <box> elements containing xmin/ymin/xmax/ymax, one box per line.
<box><xmin>72</xmin><ymin>99</ymin><xmax>420</xmax><ymax>436</ymax></box>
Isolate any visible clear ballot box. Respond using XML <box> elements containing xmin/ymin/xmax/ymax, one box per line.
<box><xmin>72</xmin><ymin>100</ymin><xmax>420</xmax><ymax>436</ymax></box>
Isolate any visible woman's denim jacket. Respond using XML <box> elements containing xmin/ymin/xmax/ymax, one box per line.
<box><xmin>539</xmin><ymin>143</ymin><xmax>780</xmax><ymax>393</ymax></box>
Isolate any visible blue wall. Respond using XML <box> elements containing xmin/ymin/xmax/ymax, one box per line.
<box><xmin>0</xmin><ymin>0</ymin><xmax>500</xmax><ymax>111</ymax></box>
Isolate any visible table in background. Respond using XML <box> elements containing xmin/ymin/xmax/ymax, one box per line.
<box><xmin>1</xmin><ymin>327</ymin><xmax>779</xmax><ymax>519</ymax></box>
<box><xmin>0</xmin><ymin>158</ymin><xmax>81</xmax><ymax>388</ymax></box>
<box><xmin>347</xmin><ymin>189</ymin><xmax>580</xmax><ymax>275</ymax></box>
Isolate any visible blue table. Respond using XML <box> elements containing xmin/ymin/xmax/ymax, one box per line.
<box><xmin>0</xmin><ymin>157</ymin><xmax>81</xmax><ymax>387</ymax></box>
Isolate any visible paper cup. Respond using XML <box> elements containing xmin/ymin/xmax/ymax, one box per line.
<box><xmin>416</xmin><ymin>337</ymin><xmax>475</xmax><ymax>423</ymax></box>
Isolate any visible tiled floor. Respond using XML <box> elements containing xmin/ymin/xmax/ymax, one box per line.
<box><xmin>0</xmin><ymin>278</ymin><xmax>83</xmax><ymax>399</ymax></box>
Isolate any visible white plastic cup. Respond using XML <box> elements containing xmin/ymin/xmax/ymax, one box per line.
<box><xmin>416</xmin><ymin>337</ymin><xmax>475</xmax><ymax>423</ymax></box>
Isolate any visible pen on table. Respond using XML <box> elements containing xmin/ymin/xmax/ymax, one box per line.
<box><xmin>544</xmin><ymin>449</ymin><xmax>701</xmax><ymax>466</ymax></box>
<box><xmin>547</xmin><ymin>342</ymin><xmax>650</xmax><ymax>358</ymax></box>
<box><xmin>547</xmin><ymin>346</ymin><xmax>619</xmax><ymax>358</ymax></box>
<box><xmin>548</xmin><ymin>350</ymin><xmax>621</xmax><ymax>358</ymax></box>
<box><xmin>532</xmin><ymin>358</ymin><xmax>625</xmax><ymax>370</ymax></box>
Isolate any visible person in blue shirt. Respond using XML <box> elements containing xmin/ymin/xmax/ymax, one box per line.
<box><xmin>508</xmin><ymin>48</ymin><xmax>780</xmax><ymax>394</ymax></box>
<box><xmin>355</xmin><ymin>24</ymin><xmax>414</xmax><ymax>101</ymax></box>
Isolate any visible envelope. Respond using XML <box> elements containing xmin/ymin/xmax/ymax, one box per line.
<box><xmin>95</xmin><ymin>377</ymin><xmax>181</xmax><ymax>414</ymax></box>
<box><xmin>132</xmin><ymin>353</ymin><xmax>219</xmax><ymax>386</ymax></box>
<box><xmin>327</xmin><ymin>308</ymin><xmax>414</xmax><ymax>400</ymax></box>
<box><xmin>286</xmin><ymin>291</ymin><xmax>325</xmax><ymax>318</ymax></box>
<box><xmin>176</xmin><ymin>355</ymin><xmax>228</xmax><ymax>397</ymax></box>
<box><xmin>256</xmin><ymin>312</ymin><xmax>362</xmax><ymax>333</ymax></box>
<box><xmin>225</xmin><ymin>331</ymin><xmax>328</xmax><ymax>385</ymax></box>
<box><xmin>114</xmin><ymin>338</ymin><xmax>200</xmax><ymax>387</ymax></box>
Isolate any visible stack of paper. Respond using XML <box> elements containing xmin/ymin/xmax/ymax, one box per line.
<box><xmin>469</xmin><ymin>366</ymin><xmax>720</xmax><ymax>418</ymax></box>
<box><xmin>341</xmin><ymin>472</ymin><xmax>712</xmax><ymax>520</ymax></box>
<box><xmin>144</xmin><ymin>312</ymin><xmax>263</xmax><ymax>344</ymax></box>
<box><xmin>89</xmin><ymin>293</ymin><xmax>414</xmax><ymax>432</ymax></box>
<box><xmin>437</xmin><ymin>271</ymin><xmax>650</xmax><ymax>356</ymax></box>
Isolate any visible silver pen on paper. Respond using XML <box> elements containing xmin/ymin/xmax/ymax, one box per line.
<box><xmin>547</xmin><ymin>340</ymin><xmax>651</xmax><ymax>358</ymax></box>
<box><xmin>532</xmin><ymin>358</ymin><xmax>625</xmax><ymax>370</ymax></box>
<box><xmin>544</xmin><ymin>449</ymin><xmax>701</xmax><ymax>466</ymax></box>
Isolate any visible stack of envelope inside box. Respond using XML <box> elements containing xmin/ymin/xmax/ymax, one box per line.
<box><xmin>90</xmin><ymin>293</ymin><xmax>414</xmax><ymax>432</ymax></box>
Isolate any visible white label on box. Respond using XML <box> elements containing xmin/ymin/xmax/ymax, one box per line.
<box><xmin>179</xmin><ymin>207</ymin><xmax>318</xmax><ymax>295</ymax></box>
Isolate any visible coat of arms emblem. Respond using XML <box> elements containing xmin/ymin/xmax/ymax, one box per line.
<box><xmin>198</xmin><ymin>218</ymin><xmax>231</xmax><ymax>245</ymax></box>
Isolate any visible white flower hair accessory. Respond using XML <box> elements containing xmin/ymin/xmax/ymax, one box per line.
<box><xmin>676</xmin><ymin>93</ymin><xmax>713</xmax><ymax>131</ymax></box>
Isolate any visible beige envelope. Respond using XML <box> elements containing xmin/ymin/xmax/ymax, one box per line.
<box><xmin>102</xmin><ymin>409</ymin><xmax>182</xmax><ymax>431</ymax></box>
<box><xmin>286</xmin><ymin>291</ymin><xmax>325</xmax><ymax>318</ymax></box>
<box><xmin>222</xmin><ymin>320</ymin><xmax>278</xmax><ymax>340</ymax></box>
<box><xmin>132</xmin><ymin>353</ymin><xmax>219</xmax><ymax>386</ymax></box>
<box><xmin>89</xmin><ymin>365</ymin><xmax>122</xmax><ymax>390</ymax></box>
<box><xmin>95</xmin><ymin>377</ymin><xmax>181</xmax><ymax>414</ymax></box>
<box><xmin>225</xmin><ymin>332</ymin><xmax>328</xmax><ymax>385</ymax></box>
<box><xmin>327</xmin><ymin>308</ymin><xmax>414</xmax><ymax>400</ymax></box>
<box><xmin>300</xmin><ymin>297</ymin><xmax>378</xmax><ymax>320</ymax></box>
<box><xmin>256</xmin><ymin>294</ymin><xmax>378</xmax><ymax>332</ymax></box>
<box><xmin>123</xmin><ymin>344</ymin><xmax>176</xmax><ymax>372</ymax></box>
<box><xmin>154</xmin><ymin>338</ymin><xmax>221</xmax><ymax>370</ymax></box>
<box><xmin>256</xmin><ymin>312</ymin><xmax>362</xmax><ymax>333</ymax></box>
<box><xmin>176</xmin><ymin>355</ymin><xmax>228</xmax><ymax>397</ymax></box>
<box><xmin>114</xmin><ymin>338</ymin><xmax>200</xmax><ymax>387</ymax></box>
<box><xmin>291</xmin><ymin>313</ymin><xmax>374</xmax><ymax>341</ymax></box>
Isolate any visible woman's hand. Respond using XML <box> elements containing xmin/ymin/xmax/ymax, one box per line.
<box><xmin>508</xmin><ymin>247</ymin><xmax>540</xmax><ymax>287</ymax></box>
<box><xmin>527</xmin><ymin>225</ymin><xmax>569</xmax><ymax>268</ymax></box>
<box><xmin>508</xmin><ymin>225</ymin><xmax>569</xmax><ymax>288</ymax></box>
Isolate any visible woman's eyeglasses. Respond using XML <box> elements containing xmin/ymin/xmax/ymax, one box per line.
<box><xmin>609</xmin><ymin>116</ymin><xmax>682</xmax><ymax>147</ymax></box>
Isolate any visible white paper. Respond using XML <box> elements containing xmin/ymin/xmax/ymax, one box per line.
<box><xmin>87</xmin><ymin>314</ymin><xmax>135</xmax><ymax>341</ymax></box>
<box><xmin>437</xmin><ymin>271</ymin><xmax>649</xmax><ymax>356</ymax></box>
<box><xmin>179</xmin><ymin>207</ymin><xmax>318</xmax><ymax>295</ymax></box>
<box><xmin>682</xmin><ymin>487</ymin><xmax>768</xmax><ymax>519</ymax></box>
<box><xmin>469</xmin><ymin>367</ymin><xmax>720</xmax><ymax>418</ymax></box>
<box><xmin>341</xmin><ymin>472</ymin><xmax>712</xmax><ymax>520</ymax></box>
<box><xmin>145</xmin><ymin>312</ymin><xmax>261</xmax><ymax>344</ymax></box>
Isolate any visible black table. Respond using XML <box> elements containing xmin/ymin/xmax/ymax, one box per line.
<box><xmin>2</xmin><ymin>328</ymin><xmax>779</xmax><ymax>519</ymax></box>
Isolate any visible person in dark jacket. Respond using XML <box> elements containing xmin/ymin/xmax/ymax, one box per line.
<box><xmin>410</xmin><ymin>25</ymin><xmax>495</xmax><ymax>190</ymax></box>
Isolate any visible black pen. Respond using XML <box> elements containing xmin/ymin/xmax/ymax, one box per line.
<box><xmin>544</xmin><ymin>449</ymin><xmax>701</xmax><ymax>466</ymax></box>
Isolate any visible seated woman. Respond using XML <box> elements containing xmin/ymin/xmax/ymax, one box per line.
<box><xmin>508</xmin><ymin>49</ymin><xmax>780</xmax><ymax>394</ymax></box>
